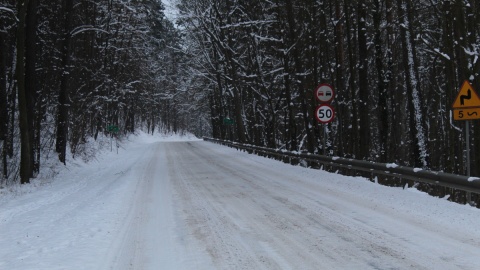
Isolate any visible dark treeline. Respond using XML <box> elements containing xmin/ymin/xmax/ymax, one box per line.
<box><xmin>2</xmin><ymin>0</ymin><xmax>480</xmax><ymax>186</ymax></box>
<box><xmin>1</xmin><ymin>0</ymin><xmax>209</xmax><ymax>184</ymax></box>
<box><xmin>178</xmin><ymin>0</ymin><xmax>480</xmax><ymax>175</ymax></box>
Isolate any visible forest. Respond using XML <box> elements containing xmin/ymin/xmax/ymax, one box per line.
<box><xmin>1</xmin><ymin>0</ymin><xmax>211</xmax><ymax>184</ymax></box>
<box><xmin>1</xmin><ymin>0</ymin><xmax>480</xmax><ymax>185</ymax></box>
<box><xmin>176</xmin><ymin>0</ymin><xmax>480</xmax><ymax>176</ymax></box>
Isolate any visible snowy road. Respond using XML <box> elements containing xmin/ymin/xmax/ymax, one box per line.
<box><xmin>1</xmin><ymin>137</ymin><xmax>480</xmax><ymax>269</ymax></box>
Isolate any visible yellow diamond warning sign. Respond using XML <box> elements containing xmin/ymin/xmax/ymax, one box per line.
<box><xmin>452</xmin><ymin>80</ymin><xmax>480</xmax><ymax>109</ymax></box>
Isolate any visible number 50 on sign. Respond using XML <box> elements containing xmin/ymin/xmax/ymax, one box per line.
<box><xmin>315</xmin><ymin>105</ymin><xmax>335</xmax><ymax>124</ymax></box>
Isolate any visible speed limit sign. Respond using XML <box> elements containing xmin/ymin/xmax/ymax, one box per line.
<box><xmin>315</xmin><ymin>105</ymin><xmax>335</xmax><ymax>124</ymax></box>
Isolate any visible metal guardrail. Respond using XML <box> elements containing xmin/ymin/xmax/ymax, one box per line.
<box><xmin>203</xmin><ymin>137</ymin><xmax>480</xmax><ymax>194</ymax></box>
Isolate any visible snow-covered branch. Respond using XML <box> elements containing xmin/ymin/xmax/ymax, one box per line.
<box><xmin>70</xmin><ymin>25</ymin><xmax>110</xmax><ymax>37</ymax></box>
<box><xmin>0</xmin><ymin>6</ymin><xmax>18</xmax><ymax>21</ymax></box>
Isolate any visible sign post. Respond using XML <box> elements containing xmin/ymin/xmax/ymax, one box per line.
<box><xmin>452</xmin><ymin>80</ymin><xmax>480</xmax><ymax>203</ymax></box>
<box><xmin>107</xmin><ymin>125</ymin><xmax>119</xmax><ymax>153</ymax></box>
<box><xmin>314</xmin><ymin>84</ymin><xmax>335</xmax><ymax>155</ymax></box>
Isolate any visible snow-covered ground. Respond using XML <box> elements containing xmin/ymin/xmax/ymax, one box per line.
<box><xmin>1</xmin><ymin>133</ymin><xmax>479</xmax><ymax>269</ymax></box>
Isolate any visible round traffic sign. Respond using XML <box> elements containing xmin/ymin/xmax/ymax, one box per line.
<box><xmin>315</xmin><ymin>83</ymin><xmax>335</xmax><ymax>103</ymax></box>
<box><xmin>315</xmin><ymin>105</ymin><xmax>335</xmax><ymax>124</ymax></box>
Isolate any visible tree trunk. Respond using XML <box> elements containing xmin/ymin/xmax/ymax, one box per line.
<box><xmin>16</xmin><ymin>0</ymin><xmax>33</xmax><ymax>184</ymax></box>
<box><xmin>56</xmin><ymin>0</ymin><xmax>73</xmax><ymax>164</ymax></box>
<box><xmin>441</xmin><ymin>1</ymin><xmax>457</xmax><ymax>172</ymax></box>
<box><xmin>385</xmin><ymin>0</ymin><xmax>398</xmax><ymax>163</ymax></box>
<box><xmin>468</xmin><ymin>0</ymin><xmax>480</xmax><ymax>176</ymax></box>
<box><xmin>374</xmin><ymin>0</ymin><xmax>388</xmax><ymax>162</ymax></box>
<box><xmin>334</xmin><ymin>0</ymin><xmax>347</xmax><ymax>157</ymax></box>
<box><xmin>26</xmin><ymin>0</ymin><xmax>39</xmax><ymax>173</ymax></box>
<box><xmin>397</xmin><ymin>0</ymin><xmax>428</xmax><ymax>168</ymax></box>
<box><xmin>285</xmin><ymin>0</ymin><xmax>315</xmax><ymax>153</ymax></box>
<box><xmin>217</xmin><ymin>0</ymin><xmax>247</xmax><ymax>143</ymax></box>
<box><xmin>283</xmin><ymin>55</ymin><xmax>297</xmax><ymax>151</ymax></box>
<box><xmin>344</xmin><ymin>0</ymin><xmax>359</xmax><ymax>157</ymax></box>
<box><xmin>276</xmin><ymin>0</ymin><xmax>297</xmax><ymax>151</ymax></box>
<box><xmin>357</xmin><ymin>1</ymin><xmax>371</xmax><ymax>160</ymax></box>
<box><xmin>0</xmin><ymin>27</ymin><xmax>7</xmax><ymax>179</ymax></box>
<box><xmin>0</xmin><ymin>31</ymin><xmax>7</xmax><ymax>142</ymax></box>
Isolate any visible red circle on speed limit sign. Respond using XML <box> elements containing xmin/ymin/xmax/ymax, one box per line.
<box><xmin>315</xmin><ymin>105</ymin><xmax>335</xmax><ymax>124</ymax></box>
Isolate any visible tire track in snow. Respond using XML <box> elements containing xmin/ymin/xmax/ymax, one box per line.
<box><xmin>163</xmin><ymin>141</ymin><xmax>479</xmax><ymax>270</ymax></box>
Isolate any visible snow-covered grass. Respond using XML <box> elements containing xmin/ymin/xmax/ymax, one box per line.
<box><xmin>0</xmin><ymin>130</ymin><xmax>198</xmax><ymax>202</ymax></box>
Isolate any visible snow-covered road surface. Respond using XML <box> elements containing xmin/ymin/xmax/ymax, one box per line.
<box><xmin>1</xmin><ymin>136</ymin><xmax>480</xmax><ymax>269</ymax></box>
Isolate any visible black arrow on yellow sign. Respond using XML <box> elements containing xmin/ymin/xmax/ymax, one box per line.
<box><xmin>453</xmin><ymin>80</ymin><xmax>480</xmax><ymax>108</ymax></box>
<box><xmin>460</xmin><ymin>89</ymin><xmax>471</xmax><ymax>106</ymax></box>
